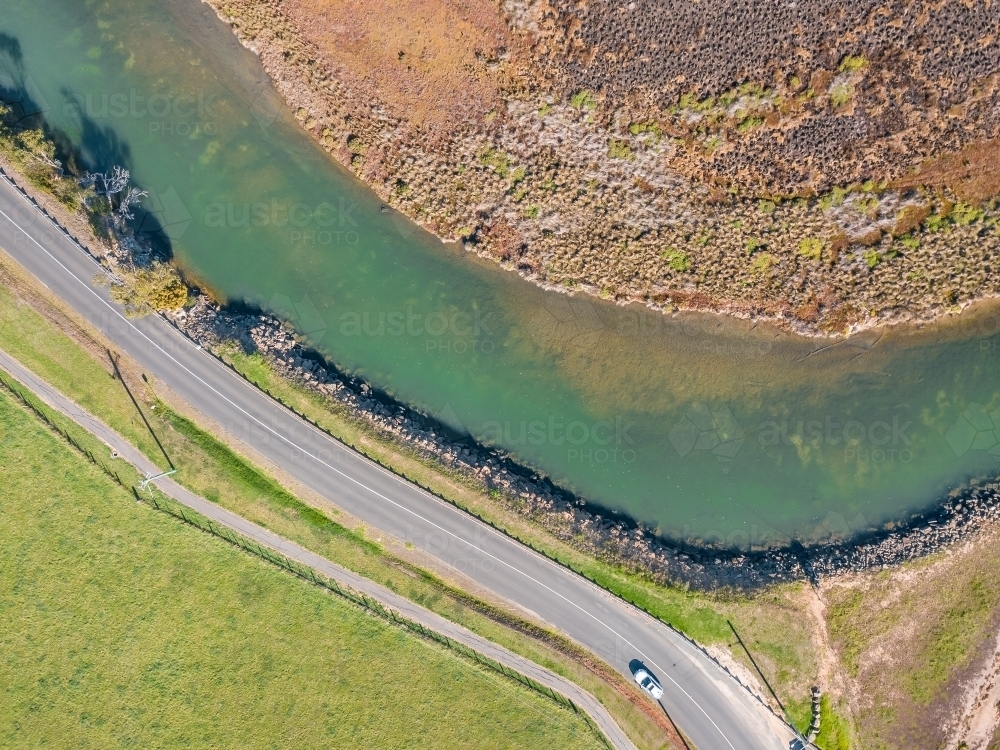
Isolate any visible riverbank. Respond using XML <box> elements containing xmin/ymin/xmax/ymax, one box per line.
<box><xmin>203</xmin><ymin>0</ymin><xmax>1000</xmax><ymax>337</ymax></box>
<box><xmin>169</xmin><ymin>294</ymin><xmax>1000</xmax><ymax>591</ymax></box>
<box><xmin>3</xmin><ymin>64</ymin><xmax>996</xmax><ymax>589</ymax></box>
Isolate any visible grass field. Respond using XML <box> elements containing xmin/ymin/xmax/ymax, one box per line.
<box><xmin>0</xmin><ymin>242</ymin><xmax>820</xmax><ymax>739</ymax></box>
<box><xmin>824</xmin><ymin>541</ymin><xmax>1000</xmax><ymax>749</ymax></box>
<box><xmin>0</xmin><ymin>252</ymin><xmax>679</xmax><ymax>749</ymax></box>
<box><xmin>0</xmin><ymin>386</ymin><xmax>605</xmax><ymax>750</ymax></box>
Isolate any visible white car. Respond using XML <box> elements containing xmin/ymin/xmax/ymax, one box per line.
<box><xmin>633</xmin><ymin>668</ymin><xmax>663</xmax><ymax>699</ymax></box>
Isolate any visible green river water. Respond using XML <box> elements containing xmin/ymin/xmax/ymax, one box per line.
<box><xmin>3</xmin><ymin>0</ymin><xmax>1000</xmax><ymax>547</ymax></box>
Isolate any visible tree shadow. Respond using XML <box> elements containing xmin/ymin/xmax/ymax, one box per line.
<box><xmin>0</xmin><ymin>30</ymin><xmax>173</xmax><ymax>259</ymax></box>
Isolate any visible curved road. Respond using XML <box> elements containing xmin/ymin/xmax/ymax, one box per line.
<box><xmin>0</xmin><ymin>173</ymin><xmax>792</xmax><ymax>750</ymax></box>
<box><xmin>0</xmin><ymin>345</ymin><xmax>638</xmax><ymax>750</ymax></box>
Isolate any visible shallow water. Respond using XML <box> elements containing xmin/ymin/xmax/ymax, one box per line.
<box><xmin>4</xmin><ymin>0</ymin><xmax>1000</xmax><ymax>546</ymax></box>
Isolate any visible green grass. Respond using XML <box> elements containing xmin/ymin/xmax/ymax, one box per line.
<box><xmin>0</xmin><ymin>257</ymin><xmax>676</xmax><ymax>750</ymax></box>
<box><xmin>825</xmin><ymin>547</ymin><xmax>1000</xmax><ymax>746</ymax></box>
<box><xmin>829</xmin><ymin>84</ymin><xmax>854</xmax><ymax>108</ymax></box>
<box><xmin>607</xmin><ymin>139</ymin><xmax>633</xmax><ymax>160</ymax></box>
<box><xmin>478</xmin><ymin>147</ymin><xmax>512</xmax><ymax>178</ymax></box>
<box><xmin>905</xmin><ymin>575</ymin><xmax>995</xmax><ymax>704</ymax></box>
<box><xmin>661</xmin><ymin>249</ymin><xmax>690</xmax><ymax>272</ymax></box>
<box><xmin>798</xmin><ymin>237</ymin><xmax>824</xmax><ymax>260</ymax></box>
<box><xmin>0</xmin><ymin>251</ymin><xmax>819</xmax><ymax>740</ymax></box>
<box><xmin>838</xmin><ymin>55</ymin><xmax>868</xmax><ymax>73</ymax></box>
<box><xmin>569</xmin><ymin>90</ymin><xmax>596</xmax><ymax>111</ymax></box>
<box><xmin>0</xmin><ymin>390</ymin><xmax>602</xmax><ymax>750</ymax></box>
<box><xmin>813</xmin><ymin>696</ymin><xmax>854</xmax><ymax>750</ymax></box>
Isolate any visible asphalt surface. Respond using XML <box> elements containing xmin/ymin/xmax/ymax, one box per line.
<box><xmin>0</xmin><ymin>345</ymin><xmax>639</xmax><ymax>750</ymax></box>
<box><xmin>0</xmin><ymin>172</ymin><xmax>793</xmax><ymax>750</ymax></box>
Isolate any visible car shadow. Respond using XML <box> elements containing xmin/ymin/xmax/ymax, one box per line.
<box><xmin>628</xmin><ymin>658</ymin><xmax>650</xmax><ymax>677</ymax></box>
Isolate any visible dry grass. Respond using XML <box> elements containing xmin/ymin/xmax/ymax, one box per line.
<box><xmin>824</xmin><ymin>527</ymin><xmax>1000</xmax><ymax>749</ymax></box>
<box><xmin>892</xmin><ymin>139</ymin><xmax>1000</xmax><ymax>204</ymax></box>
<box><xmin>286</xmin><ymin>0</ymin><xmax>520</xmax><ymax>138</ymax></box>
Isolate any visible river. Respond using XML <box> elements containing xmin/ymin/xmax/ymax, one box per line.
<box><xmin>3</xmin><ymin>0</ymin><xmax>1000</xmax><ymax>547</ymax></box>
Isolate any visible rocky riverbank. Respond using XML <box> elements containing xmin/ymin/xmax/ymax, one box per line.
<box><xmin>168</xmin><ymin>296</ymin><xmax>1000</xmax><ymax>591</ymax></box>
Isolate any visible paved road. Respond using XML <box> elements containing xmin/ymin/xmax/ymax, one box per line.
<box><xmin>0</xmin><ymin>345</ymin><xmax>638</xmax><ymax>750</ymax></box>
<box><xmin>0</xmin><ymin>172</ymin><xmax>793</xmax><ymax>750</ymax></box>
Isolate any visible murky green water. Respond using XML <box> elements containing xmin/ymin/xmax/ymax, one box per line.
<box><xmin>4</xmin><ymin>0</ymin><xmax>1000</xmax><ymax>546</ymax></box>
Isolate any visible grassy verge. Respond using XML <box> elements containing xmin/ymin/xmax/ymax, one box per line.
<box><xmin>813</xmin><ymin>695</ymin><xmax>854</xmax><ymax>750</ymax></box>
<box><xmin>0</xmin><ymin>251</ymin><xmax>680</xmax><ymax>749</ymax></box>
<box><xmin>824</xmin><ymin>540</ymin><xmax>1000</xmax><ymax>748</ymax></box>
<box><xmin>0</xmin><ymin>386</ymin><xmax>604</xmax><ymax>750</ymax></box>
<box><xmin>218</xmin><ymin>343</ymin><xmax>820</xmax><ymax>720</ymax></box>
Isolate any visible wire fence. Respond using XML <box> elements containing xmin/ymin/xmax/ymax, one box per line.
<box><xmin>141</xmin><ymin>489</ymin><xmax>600</xmax><ymax>721</ymax></box>
<box><xmin>0</xmin><ymin>368</ymin><xmax>612</xmax><ymax>749</ymax></box>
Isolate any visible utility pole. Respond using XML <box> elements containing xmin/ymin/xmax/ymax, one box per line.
<box><xmin>728</xmin><ymin>620</ymin><xmax>810</xmax><ymax>747</ymax></box>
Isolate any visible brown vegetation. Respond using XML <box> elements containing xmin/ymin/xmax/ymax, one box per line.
<box><xmin>893</xmin><ymin>139</ymin><xmax>1000</xmax><ymax>204</ymax></box>
<box><xmin>518</xmin><ymin>0</ymin><xmax>1000</xmax><ymax>194</ymax></box>
<box><xmin>206</xmin><ymin>0</ymin><xmax>1000</xmax><ymax>336</ymax></box>
<box><xmin>285</xmin><ymin>0</ymin><xmax>527</xmax><ymax>140</ymax></box>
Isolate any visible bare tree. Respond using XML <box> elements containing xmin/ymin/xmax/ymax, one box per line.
<box><xmin>116</xmin><ymin>186</ymin><xmax>147</xmax><ymax>221</ymax></box>
<box><xmin>80</xmin><ymin>164</ymin><xmax>130</xmax><ymax>196</ymax></box>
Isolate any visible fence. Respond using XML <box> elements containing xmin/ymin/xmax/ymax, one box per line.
<box><xmin>0</xmin><ymin>370</ymin><xmax>612</xmax><ymax>749</ymax></box>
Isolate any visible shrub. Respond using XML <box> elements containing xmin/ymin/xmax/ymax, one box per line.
<box><xmin>568</xmin><ymin>90</ymin><xmax>596</xmax><ymax>111</ymax></box>
<box><xmin>746</xmin><ymin>237</ymin><xmax>765</xmax><ymax>256</ymax></box>
<box><xmin>737</xmin><ymin>116</ymin><xmax>764</xmax><ymax>133</ymax></box>
<box><xmin>346</xmin><ymin>134</ymin><xmax>368</xmax><ymax>155</ymax></box>
<box><xmin>662</xmin><ymin>248</ymin><xmax>690</xmax><ymax>272</ymax></box>
<box><xmin>758</xmin><ymin>199</ymin><xmax>776</xmax><ymax>214</ymax></box>
<box><xmin>819</xmin><ymin>186</ymin><xmax>849</xmax><ymax>210</ymax></box>
<box><xmin>104</xmin><ymin>262</ymin><xmax>189</xmax><ymax>316</ymax></box>
<box><xmin>607</xmin><ymin>139</ymin><xmax>633</xmax><ymax>160</ymax></box>
<box><xmin>703</xmin><ymin>135</ymin><xmax>722</xmax><ymax>152</ymax></box>
<box><xmin>829</xmin><ymin>83</ymin><xmax>854</xmax><ymax>107</ymax></box>
<box><xmin>478</xmin><ymin>147</ymin><xmax>511</xmax><ymax>178</ymax></box>
<box><xmin>893</xmin><ymin>204</ymin><xmax>932</xmax><ymax>235</ymax></box>
<box><xmin>798</xmin><ymin>237</ymin><xmax>825</xmax><ymax>260</ymax></box>
<box><xmin>862</xmin><ymin>249</ymin><xmax>881</xmax><ymax>269</ymax></box>
<box><xmin>925</xmin><ymin>213</ymin><xmax>952</xmax><ymax>232</ymax></box>
<box><xmin>628</xmin><ymin>120</ymin><xmax>662</xmax><ymax>139</ymax></box>
<box><xmin>952</xmin><ymin>202</ymin><xmax>984</xmax><ymax>226</ymax></box>
<box><xmin>751</xmin><ymin>252</ymin><xmax>776</xmax><ymax>273</ymax></box>
<box><xmin>899</xmin><ymin>235</ymin><xmax>920</xmax><ymax>250</ymax></box>
<box><xmin>523</xmin><ymin>205</ymin><xmax>539</xmax><ymax>219</ymax></box>
<box><xmin>839</xmin><ymin>55</ymin><xmax>869</xmax><ymax>73</ymax></box>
